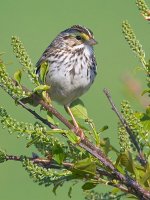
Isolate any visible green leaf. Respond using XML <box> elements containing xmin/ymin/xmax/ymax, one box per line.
<box><xmin>82</xmin><ymin>182</ymin><xmax>97</xmax><ymax>190</ymax></box>
<box><xmin>101</xmin><ymin>138</ymin><xmax>111</xmax><ymax>155</ymax></box>
<box><xmin>135</xmin><ymin>109</ymin><xmax>150</xmax><ymax>131</ymax></box>
<box><xmin>42</xmin><ymin>91</ymin><xmax>51</xmax><ymax>104</ymax></box>
<box><xmin>99</xmin><ymin>125</ymin><xmax>109</xmax><ymax>133</ymax></box>
<box><xmin>70</xmin><ymin>99</ymin><xmax>88</xmax><ymax>119</ymax></box>
<box><xmin>73</xmin><ymin>158</ymin><xmax>96</xmax><ymax>176</ymax></box>
<box><xmin>46</xmin><ymin>129</ymin><xmax>65</xmax><ymax>134</ymax></box>
<box><xmin>111</xmin><ymin>187</ymin><xmax>120</xmax><ymax>195</ymax></box>
<box><xmin>101</xmin><ymin>138</ymin><xmax>119</xmax><ymax>155</ymax></box>
<box><xmin>26</xmin><ymin>136</ymin><xmax>40</xmax><ymax>148</ymax></box>
<box><xmin>14</xmin><ymin>70</ymin><xmax>22</xmax><ymax>84</ymax></box>
<box><xmin>33</xmin><ymin>84</ymin><xmax>50</xmax><ymax>92</ymax></box>
<box><xmin>65</xmin><ymin>131</ymin><xmax>80</xmax><ymax>144</ymax></box>
<box><xmin>68</xmin><ymin>186</ymin><xmax>73</xmax><ymax>198</ymax></box>
<box><xmin>68</xmin><ymin>182</ymin><xmax>77</xmax><ymax>198</ymax></box>
<box><xmin>116</xmin><ymin>152</ymin><xmax>135</xmax><ymax>174</ymax></box>
<box><xmin>141</xmin><ymin>89</ymin><xmax>150</xmax><ymax>96</ymax></box>
<box><xmin>52</xmin><ymin>144</ymin><xmax>65</xmax><ymax>164</ymax></box>
<box><xmin>47</xmin><ymin>111</ymin><xmax>55</xmax><ymax>124</ymax></box>
<box><xmin>21</xmin><ymin>96</ymin><xmax>39</xmax><ymax>107</ymax></box>
<box><xmin>52</xmin><ymin>180</ymin><xmax>62</xmax><ymax>195</ymax></box>
<box><xmin>126</xmin><ymin>194</ymin><xmax>139</xmax><ymax>199</ymax></box>
<box><xmin>68</xmin><ymin>120</ymin><xmax>88</xmax><ymax>131</ymax></box>
<box><xmin>141</xmin><ymin>118</ymin><xmax>150</xmax><ymax>131</ymax></box>
<box><xmin>0</xmin><ymin>149</ymin><xmax>6</xmax><ymax>163</ymax></box>
<box><xmin>140</xmin><ymin>165</ymin><xmax>150</xmax><ymax>186</ymax></box>
<box><xmin>146</xmin><ymin>106</ymin><xmax>150</xmax><ymax>117</ymax></box>
<box><xmin>40</xmin><ymin>62</ymin><xmax>48</xmax><ymax>84</ymax></box>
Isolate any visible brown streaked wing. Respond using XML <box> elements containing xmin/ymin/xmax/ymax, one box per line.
<box><xmin>36</xmin><ymin>45</ymin><xmax>54</xmax><ymax>74</ymax></box>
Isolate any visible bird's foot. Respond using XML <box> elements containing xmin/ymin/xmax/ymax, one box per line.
<box><xmin>42</xmin><ymin>91</ymin><xmax>51</xmax><ymax>105</ymax></box>
<box><xmin>75</xmin><ymin>126</ymin><xmax>85</xmax><ymax>141</ymax></box>
<box><xmin>65</xmin><ymin>105</ymin><xmax>85</xmax><ymax>141</ymax></box>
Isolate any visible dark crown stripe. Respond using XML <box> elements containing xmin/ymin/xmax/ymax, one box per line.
<box><xmin>71</xmin><ymin>25</ymin><xmax>93</xmax><ymax>38</ymax></box>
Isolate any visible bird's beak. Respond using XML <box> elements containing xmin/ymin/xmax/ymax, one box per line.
<box><xmin>88</xmin><ymin>38</ymin><xmax>98</xmax><ymax>46</ymax></box>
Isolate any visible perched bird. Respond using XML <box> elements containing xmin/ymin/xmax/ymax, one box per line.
<box><xmin>36</xmin><ymin>25</ymin><xmax>97</xmax><ymax>138</ymax></box>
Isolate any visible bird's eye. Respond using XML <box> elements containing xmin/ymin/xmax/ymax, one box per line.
<box><xmin>76</xmin><ymin>35</ymin><xmax>82</xmax><ymax>40</ymax></box>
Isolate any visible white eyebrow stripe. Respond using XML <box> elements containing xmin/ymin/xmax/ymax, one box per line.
<box><xmin>87</xmin><ymin>28</ymin><xmax>91</xmax><ymax>37</ymax></box>
<box><xmin>84</xmin><ymin>27</ymin><xmax>93</xmax><ymax>38</ymax></box>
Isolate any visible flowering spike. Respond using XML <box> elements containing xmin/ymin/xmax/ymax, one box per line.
<box><xmin>11</xmin><ymin>36</ymin><xmax>39</xmax><ymax>85</ymax></box>
<box><xmin>122</xmin><ymin>21</ymin><xmax>147</xmax><ymax>70</ymax></box>
<box><xmin>0</xmin><ymin>63</ymin><xmax>30</xmax><ymax>99</ymax></box>
<box><xmin>136</xmin><ymin>0</ymin><xmax>150</xmax><ymax>20</ymax></box>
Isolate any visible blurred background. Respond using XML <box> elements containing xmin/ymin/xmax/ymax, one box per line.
<box><xmin>0</xmin><ymin>0</ymin><xmax>149</xmax><ymax>199</ymax></box>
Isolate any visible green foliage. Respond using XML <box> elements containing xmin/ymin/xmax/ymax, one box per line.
<box><xmin>136</xmin><ymin>0</ymin><xmax>150</xmax><ymax>16</ymax></box>
<box><xmin>118</xmin><ymin>124</ymin><xmax>131</xmax><ymax>153</ymax></box>
<box><xmin>0</xmin><ymin>63</ymin><xmax>30</xmax><ymax>98</ymax></box>
<box><xmin>137</xmin><ymin>106</ymin><xmax>150</xmax><ymax>131</ymax></box>
<box><xmin>73</xmin><ymin>158</ymin><xmax>96</xmax><ymax>177</ymax></box>
<box><xmin>84</xmin><ymin>190</ymin><xmax>125</xmax><ymax>200</ymax></box>
<box><xmin>0</xmin><ymin>105</ymin><xmax>93</xmax><ymax>167</ymax></box>
<box><xmin>33</xmin><ymin>84</ymin><xmax>50</xmax><ymax>92</ymax></box>
<box><xmin>0</xmin><ymin>106</ymin><xmax>67</xmax><ymax>159</ymax></box>
<box><xmin>47</xmin><ymin>111</ymin><xmax>55</xmax><ymax>124</ymax></box>
<box><xmin>11</xmin><ymin>36</ymin><xmax>39</xmax><ymax>85</ymax></box>
<box><xmin>116</xmin><ymin>151</ymin><xmax>135</xmax><ymax>174</ymax></box>
<box><xmin>122</xmin><ymin>20</ymin><xmax>150</xmax><ymax>96</ymax></box>
<box><xmin>117</xmin><ymin>7</ymin><xmax>150</xmax><ymax>195</ymax></box>
<box><xmin>117</xmin><ymin>100</ymin><xmax>150</xmax><ymax>187</ymax></box>
<box><xmin>65</xmin><ymin>130</ymin><xmax>81</xmax><ymax>144</ymax></box>
<box><xmin>69</xmin><ymin>99</ymin><xmax>102</xmax><ymax>146</ymax></box>
<box><xmin>0</xmin><ymin>149</ymin><xmax>6</xmax><ymax>163</ymax></box>
<box><xmin>70</xmin><ymin>98</ymin><xmax>88</xmax><ymax>120</ymax></box>
<box><xmin>122</xmin><ymin>21</ymin><xmax>147</xmax><ymax>70</ymax></box>
<box><xmin>0</xmin><ymin>106</ymin><xmax>46</xmax><ymax>136</ymax></box>
<box><xmin>120</xmin><ymin>100</ymin><xmax>149</xmax><ymax>149</ymax></box>
<box><xmin>82</xmin><ymin>182</ymin><xmax>97</xmax><ymax>190</ymax></box>
<box><xmin>14</xmin><ymin>70</ymin><xmax>22</xmax><ymax>84</ymax></box>
<box><xmin>22</xmin><ymin>158</ymin><xmax>72</xmax><ymax>187</ymax></box>
<box><xmin>39</xmin><ymin>62</ymin><xmax>49</xmax><ymax>84</ymax></box>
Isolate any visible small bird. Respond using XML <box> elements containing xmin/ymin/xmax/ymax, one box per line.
<box><xmin>36</xmin><ymin>25</ymin><xmax>97</xmax><ymax>138</ymax></box>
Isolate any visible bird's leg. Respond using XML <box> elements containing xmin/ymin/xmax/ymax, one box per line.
<box><xmin>65</xmin><ymin>105</ymin><xmax>85</xmax><ymax>140</ymax></box>
<box><xmin>66</xmin><ymin>106</ymin><xmax>79</xmax><ymax>128</ymax></box>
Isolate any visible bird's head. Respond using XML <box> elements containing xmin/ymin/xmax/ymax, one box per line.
<box><xmin>54</xmin><ymin>25</ymin><xmax>97</xmax><ymax>49</ymax></box>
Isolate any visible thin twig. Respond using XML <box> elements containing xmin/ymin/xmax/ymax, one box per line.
<box><xmin>0</xmin><ymin>83</ymin><xmax>57</xmax><ymax>129</ymax></box>
<box><xmin>6</xmin><ymin>153</ymin><xmax>128</xmax><ymax>194</ymax></box>
<box><xmin>17</xmin><ymin>99</ymin><xmax>57</xmax><ymax>129</ymax></box>
<box><xmin>103</xmin><ymin>88</ymin><xmax>147</xmax><ymax>166</ymax></box>
<box><xmin>5</xmin><ymin>154</ymin><xmax>73</xmax><ymax>169</ymax></box>
<box><xmin>96</xmin><ymin>169</ymin><xmax>129</xmax><ymax>193</ymax></box>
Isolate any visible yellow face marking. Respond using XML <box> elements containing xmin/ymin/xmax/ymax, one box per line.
<box><xmin>80</xmin><ymin>33</ymin><xmax>90</xmax><ymax>41</ymax></box>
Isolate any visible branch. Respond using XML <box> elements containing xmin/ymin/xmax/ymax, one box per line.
<box><xmin>17</xmin><ymin>89</ymin><xmax>150</xmax><ymax>199</ymax></box>
<box><xmin>103</xmin><ymin>88</ymin><xmax>147</xmax><ymax>166</ymax></box>
<box><xmin>1</xmin><ymin>81</ymin><xmax>150</xmax><ymax>199</ymax></box>
<box><xmin>6</xmin><ymin>154</ymin><xmax>73</xmax><ymax>169</ymax></box>
<box><xmin>5</xmin><ymin>154</ymin><xmax>139</xmax><ymax>196</ymax></box>
<box><xmin>5</xmin><ymin>153</ymin><xmax>128</xmax><ymax>194</ymax></box>
<box><xmin>0</xmin><ymin>83</ymin><xmax>57</xmax><ymax>129</ymax></box>
<box><xmin>1</xmin><ymin>81</ymin><xmax>115</xmax><ymax>170</ymax></box>
<box><xmin>17</xmin><ymin>99</ymin><xmax>57</xmax><ymax>129</ymax></box>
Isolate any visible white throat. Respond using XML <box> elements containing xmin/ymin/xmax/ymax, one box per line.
<box><xmin>71</xmin><ymin>43</ymin><xmax>93</xmax><ymax>56</ymax></box>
